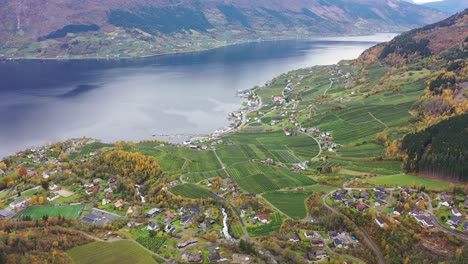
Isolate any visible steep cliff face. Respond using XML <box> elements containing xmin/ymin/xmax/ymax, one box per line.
<box><xmin>0</xmin><ymin>0</ymin><xmax>448</xmax><ymax>58</ymax></box>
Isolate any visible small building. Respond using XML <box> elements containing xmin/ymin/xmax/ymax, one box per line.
<box><xmin>165</xmin><ymin>211</ymin><xmax>175</xmax><ymax>219</ymax></box>
<box><xmin>146</xmin><ymin>208</ymin><xmax>163</xmax><ymax>218</ymax></box>
<box><xmin>146</xmin><ymin>222</ymin><xmax>159</xmax><ymax>231</ymax></box>
<box><xmin>333</xmin><ymin>238</ymin><xmax>343</xmax><ymax>248</ymax></box>
<box><xmin>114</xmin><ymin>199</ymin><xmax>123</xmax><ymax>208</ymax></box>
<box><xmin>0</xmin><ymin>207</ymin><xmax>15</xmax><ymax>219</ymax></box>
<box><xmin>182</xmin><ymin>215</ymin><xmax>194</xmax><ymax>226</ymax></box>
<box><xmin>9</xmin><ymin>196</ymin><xmax>31</xmax><ymax>209</ymax></box>
<box><xmin>47</xmin><ymin>194</ymin><xmax>60</xmax><ymax>202</ymax></box>
<box><xmin>375</xmin><ymin>217</ymin><xmax>386</xmax><ymax>228</ymax></box>
<box><xmin>414</xmin><ymin>215</ymin><xmax>434</xmax><ymax>227</ymax></box>
<box><xmin>183</xmin><ymin>253</ymin><xmax>203</xmax><ymax>263</ymax></box>
<box><xmin>356</xmin><ymin>203</ymin><xmax>367</xmax><ymax>212</ymax></box>
<box><xmin>208</xmin><ymin>251</ymin><xmax>221</xmax><ymax>262</ymax></box>
<box><xmin>451</xmin><ymin>208</ymin><xmax>462</xmax><ymax>217</ymax></box>
<box><xmin>313</xmin><ymin>250</ymin><xmax>327</xmax><ymax>259</ymax></box>
<box><xmin>289</xmin><ymin>232</ymin><xmax>301</xmax><ymax>243</ymax></box>
<box><xmin>447</xmin><ymin>216</ymin><xmax>460</xmax><ymax>227</ymax></box>
<box><xmin>258</xmin><ymin>214</ymin><xmax>269</xmax><ymax>223</ymax></box>
<box><xmin>393</xmin><ymin>207</ymin><xmax>403</xmax><ymax>216</ymax></box>
<box><xmin>311</xmin><ymin>239</ymin><xmax>324</xmax><ymax>247</ymax></box>
<box><xmin>304</xmin><ymin>231</ymin><xmax>315</xmax><ymax>239</ymax></box>
<box><xmin>100</xmin><ymin>198</ymin><xmax>110</xmax><ymax>205</ymax></box>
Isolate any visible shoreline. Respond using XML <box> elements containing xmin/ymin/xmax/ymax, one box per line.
<box><xmin>0</xmin><ymin>33</ymin><xmax>397</xmax><ymax>62</ymax></box>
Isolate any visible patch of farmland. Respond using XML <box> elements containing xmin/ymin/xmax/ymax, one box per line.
<box><xmin>67</xmin><ymin>240</ymin><xmax>156</xmax><ymax>264</ymax></box>
<box><xmin>263</xmin><ymin>191</ymin><xmax>313</xmax><ymax>219</ymax></box>
<box><xmin>227</xmin><ymin>162</ymin><xmax>316</xmax><ymax>193</ymax></box>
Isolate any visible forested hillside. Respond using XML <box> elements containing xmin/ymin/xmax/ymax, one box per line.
<box><xmin>402</xmin><ymin>114</ymin><xmax>468</xmax><ymax>181</ymax></box>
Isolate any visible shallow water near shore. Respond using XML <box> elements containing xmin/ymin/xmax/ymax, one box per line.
<box><xmin>0</xmin><ymin>34</ymin><xmax>395</xmax><ymax>157</ymax></box>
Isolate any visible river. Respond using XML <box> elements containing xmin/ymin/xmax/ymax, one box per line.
<box><xmin>0</xmin><ymin>33</ymin><xmax>395</xmax><ymax>157</ymax></box>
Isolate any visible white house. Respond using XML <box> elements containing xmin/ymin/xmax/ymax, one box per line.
<box><xmin>451</xmin><ymin>208</ymin><xmax>462</xmax><ymax>217</ymax></box>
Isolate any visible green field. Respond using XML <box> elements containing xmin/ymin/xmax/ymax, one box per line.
<box><xmin>20</xmin><ymin>205</ymin><xmax>83</xmax><ymax>220</ymax></box>
<box><xmin>184</xmin><ymin>169</ymin><xmax>229</xmax><ymax>183</ymax></box>
<box><xmin>222</xmin><ymin>132</ymin><xmax>320</xmax><ymax>163</ymax></box>
<box><xmin>247</xmin><ymin>212</ymin><xmax>283</xmax><ymax>237</ymax></box>
<box><xmin>262</xmin><ymin>191</ymin><xmax>313</xmax><ymax>219</ymax></box>
<box><xmin>362</xmin><ymin>174</ymin><xmax>450</xmax><ymax>191</ymax></box>
<box><xmin>227</xmin><ymin>162</ymin><xmax>316</xmax><ymax>194</ymax></box>
<box><xmin>170</xmin><ymin>184</ymin><xmax>219</xmax><ymax>199</ymax></box>
<box><xmin>67</xmin><ymin>241</ymin><xmax>156</xmax><ymax>264</ymax></box>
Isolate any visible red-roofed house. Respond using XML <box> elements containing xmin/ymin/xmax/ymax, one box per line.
<box><xmin>165</xmin><ymin>211</ymin><xmax>175</xmax><ymax>219</ymax></box>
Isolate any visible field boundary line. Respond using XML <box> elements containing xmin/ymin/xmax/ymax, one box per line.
<box><xmin>368</xmin><ymin>112</ymin><xmax>388</xmax><ymax>128</ymax></box>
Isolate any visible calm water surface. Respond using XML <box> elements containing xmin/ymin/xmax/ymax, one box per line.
<box><xmin>0</xmin><ymin>34</ymin><xmax>394</xmax><ymax>157</ymax></box>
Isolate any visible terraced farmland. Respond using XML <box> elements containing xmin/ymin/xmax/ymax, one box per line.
<box><xmin>170</xmin><ymin>184</ymin><xmax>219</xmax><ymax>200</ymax></box>
<box><xmin>184</xmin><ymin>169</ymin><xmax>229</xmax><ymax>183</ymax></box>
<box><xmin>263</xmin><ymin>191</ymin><xmax>313</xmax><ymax>219</ymax></box>
<box><xmin>227</xmin><ymin>162</ymin><xmax>316</xmax><ymax>193</ymax></box>
<box><xmin>222</xmin><ymin>132</ymin><xmax>320</xmax><ymax>162</ymax></box>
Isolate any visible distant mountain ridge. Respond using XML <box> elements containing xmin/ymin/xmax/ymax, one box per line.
<box><xmin>0</xmin><ymin>0</ymin><xmax>448</xmax><ymax>58</ymax></box>
<box><xmin>422</xmin><ymin>0</ymin><xmax>467</xmax><ymax>14</ymax></box>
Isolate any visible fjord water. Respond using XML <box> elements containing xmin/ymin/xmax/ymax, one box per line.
<box><xmin>0</xmin><ymin>34</ymin><xmax>394</xmax><ymax>157</ymax></box>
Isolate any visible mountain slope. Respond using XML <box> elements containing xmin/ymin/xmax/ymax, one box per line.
<box><xmin>422</xmin><ymin>0</ymin><xmax>468</xmax><ymax>14</ymax></box>
<box><xmin>0</xmin><ymin>0</ymin><xmax>447</xmax><ymax>58</ymax></box>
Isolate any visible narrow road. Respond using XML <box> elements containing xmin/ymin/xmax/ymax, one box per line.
<box><xmin>421</xmin><ymin>192</ymin><xmax>468</xmax><ymax>242</ymax></box>
<box><xmin>324</xmin><ymin>78</ymin><xmax>334</xmax><ymax>95</ymax></box>
<box><xmin>298</xmin><ymin>131</ymin><xmax>322</xmax><ymax>159</ymax></box>
<box><xmin>323</xmin><ymin>192</ymin><xmax>386</xmax><ymax>264</ymax></box>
